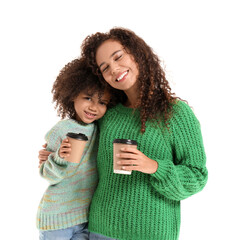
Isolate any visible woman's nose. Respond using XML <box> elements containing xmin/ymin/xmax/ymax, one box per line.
<box><xmin>110</xmin><ymin>62</ymin><xmax>119</xmax><ymax>76</ymax></box>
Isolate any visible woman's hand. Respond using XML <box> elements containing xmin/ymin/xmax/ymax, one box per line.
<box><xmin>38</xmin><ymin>143</ymin><xmax>52</xmax><ymax>168</ymax></box>
<box><xmin>59</xmin><ymin>138</ymin><xmax>71</xmax><ymax>158</ymax></box>
<box><xmin>116</xmin><ymin>147</ymin><xmax>158</xmax><ymax>174</ymax></box>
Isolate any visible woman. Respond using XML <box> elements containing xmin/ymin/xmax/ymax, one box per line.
<box><xmin>81</xmin><ymin>27</ymin><xmax>208</xmax><ymax>240</ymax></box>
<box><xmin>39</xmin><ymin>28</ymin><xmax>208</xmax><ymax>240</ymax></box>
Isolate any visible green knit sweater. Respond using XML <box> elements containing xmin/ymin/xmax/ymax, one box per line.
<box><xmin>37</xmin><ymin>119</ymin><xmax>98</xmax><ymax>231</ymax></box>
<box><xmin>88</xmin><ymin>101</ymin><xmax>208</xmax><ymax>240</ymax></box>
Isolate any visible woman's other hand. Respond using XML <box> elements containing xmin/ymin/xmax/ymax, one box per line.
<box><xmin>38</xmin><ymin>143</ymin><xmax>52</xmax><ymax>168</ymax></box>
<box><xmin>116</xmin><ymin>148</ymin><xmax>158</xmax><ymax>174</ymax></box>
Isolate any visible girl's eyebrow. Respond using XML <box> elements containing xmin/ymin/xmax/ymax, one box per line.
<box><xmin>99</xmin><ymin>50</ymin><xmax>122</xmax><ymax>68</ymax></box>
<box><xmin>85</xmin><ymin>92</ymin><xmax>93</xmax><ymax>97</ymax></box>
<box><xmin>100</xmin><ymin>99</ymin><xmax>109</xmax><ymax>103</ymax></box>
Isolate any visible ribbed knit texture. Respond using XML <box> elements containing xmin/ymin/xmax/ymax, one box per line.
<box><xmin>37</xmin><ymin>119</ymin><xmax>98</xmax><ymax>231</ymax></box>
<box><xmin>88</xmin><ymin>101</ymin><xmax>208</xmax><ymax>240</ymax></box>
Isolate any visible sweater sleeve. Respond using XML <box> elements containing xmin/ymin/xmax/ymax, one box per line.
<box><xmin>150</xmin><ymin>101</ymin><xmax>208</xmax><ymax>201</ymax></box>
<box><xmin>39</xmin><ymin>121</ymin><xmax>79</xmax><ymax>185</ymax></box>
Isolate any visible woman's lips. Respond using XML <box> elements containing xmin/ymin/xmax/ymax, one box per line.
<box><xmin>116</xmin><ymin>70</ymin><xmax>128</xmax><ymax>82</ymax></box>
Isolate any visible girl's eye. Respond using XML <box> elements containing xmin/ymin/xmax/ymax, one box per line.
<box><xmin>99</xmin><ymin>101</ymin><xmax>108</xmax><ymax>106</ymax></box>
<box><xmin>84</xmin><ymin>97</ymin><xmax>91</xmax><ymax>101</ymax></box>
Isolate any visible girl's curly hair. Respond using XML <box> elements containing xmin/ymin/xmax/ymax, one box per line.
<box><xmin>81</xmin><ymin>27</ymin><xmax>179</xmax><ymax>132</ymax></box>
<box><xmin>52</xmin><ymin>58</ymin><xmax>110</xmax><ymax>120</ymax></box>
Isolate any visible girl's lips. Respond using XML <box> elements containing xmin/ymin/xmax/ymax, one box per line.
<box><xmin>84</xmin><ymin>111</ymin><xmax>96</xmax><ymax>119</ymax></box>
<box><xmin>116</xmin><ymin>70</ymin><xmax>129</xmax><ymax>82</ymax></box>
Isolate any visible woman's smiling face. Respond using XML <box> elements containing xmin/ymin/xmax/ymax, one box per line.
<box><xmin>96</xmin><ymin>40</ymin><xmax>139</xmax><ymax>92</ymax></box>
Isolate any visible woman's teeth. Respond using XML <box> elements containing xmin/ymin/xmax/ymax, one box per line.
<box><xmin>116</xmin><ymin>71</ymin><xmax>128</xmax><ymax>82</ymax></box>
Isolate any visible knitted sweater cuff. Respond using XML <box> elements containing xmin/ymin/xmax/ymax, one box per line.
<box><xmin>54</xmin><ymin>154</ymin><xmax>65</xmax><ymax>165</ymax></box>
<box><xmin>52</xmin><ymin>148</ymin><xmax>74</xmax><ymax>166</ymax></box>
<box><xmin>151</xmin><ymin>159</ymin><xmax>173</xmax><ymax>180</ymax></box>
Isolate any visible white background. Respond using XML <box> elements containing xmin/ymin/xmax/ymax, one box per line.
<box><xmin>1</xmin><ymin>0</ymin><xmax>240</xmax><ymax>239</ymax></box>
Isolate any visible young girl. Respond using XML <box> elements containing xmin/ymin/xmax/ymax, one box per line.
<box><xmin>37</xmin><ymin>58</ymin><xmax>111</xmax><ymax>240</ymax></box>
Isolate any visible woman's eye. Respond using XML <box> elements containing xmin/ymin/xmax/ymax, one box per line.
<box><xmin>102</xmin><ymin>66</ymin><xmax>109</xmax><ymax>73</ymax></box>
<box><xmin>115</xmin><ymin>55</ymin><xmax>122</xmax><ymax>61</ymax></box>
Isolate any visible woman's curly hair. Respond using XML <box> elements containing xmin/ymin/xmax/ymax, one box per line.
<box><xmin>52</xmin><ymin>57</ymin><xmax>110</xmax><ymax>120</ymax></box>
<box><xmin>81</xmin><ymin>27</ymin><xmax>179</xmax><ymax>132</ymax></box>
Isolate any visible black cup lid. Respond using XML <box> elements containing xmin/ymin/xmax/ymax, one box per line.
<box><xmin>113</xmin><ymin>139</ymin><xmax>138</xmax><ymax>145</ymax></box>
<box><xmin>66</xmin><ymin>132</ymin><xmax>88</xmax><ymax>141</ymax></box>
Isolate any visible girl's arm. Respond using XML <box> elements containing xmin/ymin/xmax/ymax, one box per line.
<box><xmin>38</xmin><ymin>123</ymin><xmax>77</xmax><ymax>185</ymax></box>
<box><xmin>38</xmin><ymin>139</ymin><xmax>71</xmax><ymax>167</ymax></box>
<box><xmin>39</xmin><ymin>142</ymin><xmax>77</xmax><ymax>185</ymax></box>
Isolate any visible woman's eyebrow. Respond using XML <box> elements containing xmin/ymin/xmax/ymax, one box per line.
<box><xmin>99</xmin><ymin>50</ymin><xmax>122</xmax><ymax>68</ymax></box>
<box><xmin>111</xmin><ymin>49</ymin><xmax>122</xmax><ymax>58</ymax></box>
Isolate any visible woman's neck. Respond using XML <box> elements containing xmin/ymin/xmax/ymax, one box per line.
<box><xmin>124</xmin><ymin>88</ymin><xmax>140</xmax><ymax>108</ymax></box>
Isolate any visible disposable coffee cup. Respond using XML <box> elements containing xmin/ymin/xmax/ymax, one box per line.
<box><xmin>64</xmin><ymin>132</ymin><xmax>88</xmax><ymax>163</ymax></box>
<box><xmin>113</xmin><ymin>139</ymin><xmax>138</xmax><ymax>175</ymax></box>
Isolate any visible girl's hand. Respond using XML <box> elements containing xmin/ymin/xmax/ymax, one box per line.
<box><xmin>116</xmin><ymin>147</ymin><xmax>158</xmax><ymax>174</ymax></box>
<box><xmin>38</xmin><ymin>143</ymin><xmax>52</xmax><ymax>168</ymax></box>
<box><xmin>59</xmin><ymin>138</ymin><xmax>71</xmax><ymax>158</ymax></box>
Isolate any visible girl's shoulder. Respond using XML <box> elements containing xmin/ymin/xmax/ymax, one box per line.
<box><xmin>44</xmin><ymin>119</ymin><xmax>96</xmax><ymax>141</ymax></box>
<box><xmin>46</xmin><ymin>119</ymin><xmax>79</xmax><ymax>132</ymax></box>
<box><xmin>54</xmin><ymin>119</ymin><xmax>95</xmax><ymax>128</ymax></box>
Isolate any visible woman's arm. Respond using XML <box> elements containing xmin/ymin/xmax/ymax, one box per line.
<box><xmin>117</xmin><ymin>101</ymin><xmax>208</xmax><ymax>201</ymax></box>
<box><xmin>149</xmin><ymin>102</ymin><xmax>208</xmax><ymax>200</ymax></box>
<box><xmin>115</xmin><ymin>147</ymin><xmax>158</xmax><ymax>174</ymax></box>
<box><xmin>38</xmin><ymin>143</ymin><xmax>51</xmax><ymax>168</ymax></box>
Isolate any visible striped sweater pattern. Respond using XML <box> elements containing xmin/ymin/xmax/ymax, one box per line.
<box><xmin>88</xmin><ymin>101</ymin><xmax>208</xmax><ymax>240</ymax></box>
<box><xmin>37</xmin><ymin>119</ymin><xmax>98</xmax><ymax>231</ymax></box>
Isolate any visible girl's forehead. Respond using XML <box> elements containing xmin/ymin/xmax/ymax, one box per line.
<box><xmin>85</xmin><ymin>87</ymin><xmax>110</xmax><ymax>98</ymax></box>
<box><xmin>85</xmin><ymin>88</ymin><xmax>100</xmax><ymax>95</ymax></box>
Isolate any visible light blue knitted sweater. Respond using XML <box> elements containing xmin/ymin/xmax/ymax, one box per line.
<box><xmin>37</xmin><ymin>119</ymin><xmax>98</xmax><ymax>231</ymax></box>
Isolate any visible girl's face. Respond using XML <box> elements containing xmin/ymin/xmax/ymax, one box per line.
<box><xmin>74</xmin><ymin>89</ymin><xmax>110</xmax><ymax>124</ymax></box>
<box><xmin>96</xmin><ymin>40</ymin><xmax>139</xmax><ymax>92</ymax></box>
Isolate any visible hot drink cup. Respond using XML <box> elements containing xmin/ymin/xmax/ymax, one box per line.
<box><xmin>64</xmin><ymin>132</ymin><xmax>88</xmax><ymax>163</ymax></box>
<box><xmin>113</xmin><ymin>139</ymin><xmax>138</xmax><ymax>175</ymax></box>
